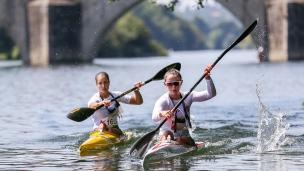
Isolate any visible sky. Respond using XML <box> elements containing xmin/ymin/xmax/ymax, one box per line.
<box><xmin>154</xmin><ymin>0</ymin><xmax>220</xmax><ymax>12</ymax></box>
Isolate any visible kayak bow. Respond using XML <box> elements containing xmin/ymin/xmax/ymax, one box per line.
<box><xmin>78</xmin><ymin>130</ymin><xmax>132</xmax><ymax>155</ymax></box>
<box><xmin>142</xmin><ymin>140</ymin><xmax>204</xmax><ymax>164</ymax></box>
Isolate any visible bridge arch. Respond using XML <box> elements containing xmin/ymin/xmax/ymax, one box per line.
<box><xmin>215</xmin><ymin>0</ymin><xmax>269</xmax><ymax>57</ymax></box>
<box><xmin>0</xmin><ymin>0</ymin><xmax>31</xmax><ymax>64</ymax></box>
<box><xmin>3</xmin><ymin>0</ymin><xmax>302</xmax><ymax>65</ymax></box>
<box><xmin>80</xmin><ymin>0</ymin><xmax>143</xmax><ymax>61</ymax></box>
<box><xmin>86</xmin><ymin>0</ymin><xmax>268</xmax><ymax>60</ymax></box>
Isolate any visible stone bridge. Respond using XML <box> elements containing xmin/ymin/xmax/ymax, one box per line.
<box><xmin>0</xmin><ymin>0</ymin><xmax>303</xmax><ymax>66</ymax></box>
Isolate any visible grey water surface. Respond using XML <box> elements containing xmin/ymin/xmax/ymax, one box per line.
<box><xmin>1</xmin><ymin>49</ymin><xmax>304</xmax><ymax>170</ymax></box>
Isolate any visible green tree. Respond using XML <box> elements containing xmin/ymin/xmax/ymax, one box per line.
<box><xmin>0</xmin><ymin>27</ymin><xmax>20</xmax><ymax>60</ymax></box>
<box><xmin>98</xmin><ymin>13</ymin><xmax>167</xmax><ymax>58</ymax></box>
<box><xmin>193</xmin><ymin>17</ymin><xmax>210</xmax><ymax>35</ymax></box>
<box><xmin>109</xmin><ymin>0</ymin><xmax>254</xmax><ymax>51</ymax></box>
<box><xmin>208</xmin><ymin>21</ymin><xmax>254</xmax><ymax>49</ymax></box>
<box><xmin>132</xmin><ymin>2</ymin><xmax>208</xmax><ymax>51</ymax></box>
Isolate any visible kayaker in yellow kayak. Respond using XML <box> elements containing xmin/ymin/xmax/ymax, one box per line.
<box><xmin>152</xmin><ymin>64</ymin><xmax>216</xmax><ymax>146</ymax></box>
<box><xmin>88</xmin><ymin>71</ymin><xmax>143</xmax><ymax>135</ymax></box>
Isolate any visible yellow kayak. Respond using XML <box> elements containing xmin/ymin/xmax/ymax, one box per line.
<box><xmin>78</xmin><ymin>130</ymin><xmax>132</xmax><ymax>155</ymax></box>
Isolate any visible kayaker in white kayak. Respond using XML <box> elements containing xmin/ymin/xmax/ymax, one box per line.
<box><xmin>152</xmin><ymin>65</ymin><xmax>216</xmax><ymax>146</ymax></box>
<box><xmin>88</xmin><ymin>71</ymin><xmax>143</xmax><ymax>135</ymax></box>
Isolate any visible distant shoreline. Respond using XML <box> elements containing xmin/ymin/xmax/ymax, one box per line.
<box><xmin>0</xmin><ymin>60</ymin><xmax>22</xmax><ymax>68</ymax></box>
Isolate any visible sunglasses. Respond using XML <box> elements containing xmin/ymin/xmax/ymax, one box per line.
<box><xmin>165</xmin><ymin>81</ymin><xmax>182</xmax><ymax>87</ymax></box>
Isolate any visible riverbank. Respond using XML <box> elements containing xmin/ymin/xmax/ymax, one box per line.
<box><xmin>0</xmin><ymin>60</ymin><xmax>22</xmax><ymax>68</ymax></box>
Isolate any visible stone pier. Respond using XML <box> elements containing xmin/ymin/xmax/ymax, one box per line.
<box><xmin>28</xmin><ymin>0</ymin><xmax>81</xmax><ymax>66</ymax></box>
<box><xmin>1</xmin><ymin>0</ymin><xmax>304</xmax><ymax>65</ymax></box>
<box><xmin>265</xmin><ymin>0</ymin><xmax>304</xmax><ymax>62</ymax></box>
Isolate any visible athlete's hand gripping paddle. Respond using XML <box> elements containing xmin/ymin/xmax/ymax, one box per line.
<box><xmin>129</xmin><ymin>19</ymin><xmax>258</xmax><ymax>158</ymax></box>
<box><xmin>67</xmin><ymin>62</ymin><xmax>181</xmax><ymax>122</ymax></box>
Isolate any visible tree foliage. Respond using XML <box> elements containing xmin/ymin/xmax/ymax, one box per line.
<box><xmin>132</xmin><ymin>2</ymin><xmax>208</xmax><ymax>51</ymax></box>
<box><xmin>100</xmin><ymin>1</ymin><xmax>254</xmax><ymax>57</ymax></box>
<box><xmin>108</xmin><ymin>0</ymin><xmax>206</xmax><ymax>11</ymax></box>
<box><xmin>0</xmin><ymin>27</ymin><xmax>20</xmax><ymax>60</ymax></box>
<box><xmin>98</xmin><ymin>13</ymin><xmax>167</xmax><ymax>58</ymax></box>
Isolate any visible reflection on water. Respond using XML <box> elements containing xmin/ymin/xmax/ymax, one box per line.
<box><xmin>1</xmin><ymin>50</ymin><xmax>304</xmax><ymax>170</ymax></box>
<box><xmin>258</xmin><ymin>153</ymin><xmax>286</xmax><ymax>171</ymax></box>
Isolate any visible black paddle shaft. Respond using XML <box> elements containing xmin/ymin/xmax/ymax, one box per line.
<box><xmin>174</xmin><ymin>19</ymin><xmax>257</xmax><ymax>112</ymax></box>
<box><xmin>129</xmin><ymin>19</ymin><xmax>258</xmax><ymax>157</ymax></box>
<box><xmin>94</xmin><ymin>62</ymin><xmax>181</xmax><ymax>111</ymax></box>
<box><xmin>159</xmin><ymin>19</ymin><xmax>258</xmax><ymax>129</ymax></box>
<box><xmin>67</xmin><ymin>62</ymin><xmax>181</xmax><ymax>122</ymax></box>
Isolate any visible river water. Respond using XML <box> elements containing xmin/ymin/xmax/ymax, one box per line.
<box><xmin>1</xmin><ymin>49</ymin><xmax>304</xmax><ymax>170</ymax></box>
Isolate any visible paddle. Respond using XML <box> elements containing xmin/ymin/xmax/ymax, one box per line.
<box><xmin>66</xmin><ymin>62</ymin><xmax>181</xmax><ymax>122</ymax></box>
<box><xmin>129</xmin><ymin>19</ymin><xmax>258</xmax><ymax>158</ymax></box>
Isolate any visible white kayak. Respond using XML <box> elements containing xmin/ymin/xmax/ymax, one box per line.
<box><xmin>143</xmin><ymin>140</ymin><xmax>204</xmax><ymax>164</ymax></box>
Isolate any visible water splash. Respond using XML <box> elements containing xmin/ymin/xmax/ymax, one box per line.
<box><xmin>256</xmin><ymin>82</ymin><xmax>291</xmax><ymax>152</ymax></box>
<box><xmin>189</xmin><ymin>114</ymin><xmax>197</xmax><ymax>138</ymax></box>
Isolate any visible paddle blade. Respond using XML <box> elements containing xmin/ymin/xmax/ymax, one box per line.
<box><xmin>129</xmin><ymin>130</ymin><xmax>157</xmax><ymax>158</ymax></box>
<box><xmin>66</xmin><ymin>107</ymin><xmax>96</xmax><ymax>122</ymax></box>
<box><xmin>151</xmin><ymin>62</ymin><xmax>181</xmax><ymax>81</ymax></box>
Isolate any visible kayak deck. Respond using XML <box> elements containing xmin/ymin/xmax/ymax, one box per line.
<box><xmin>143</xmin><ymin>141</ymin><xmax>204</xmax><ymax>164</ymax></box>
<box><xmin>78</xmin><ymin>130</ymin><xmax>132</xmax><ymax>155</ymax></box>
